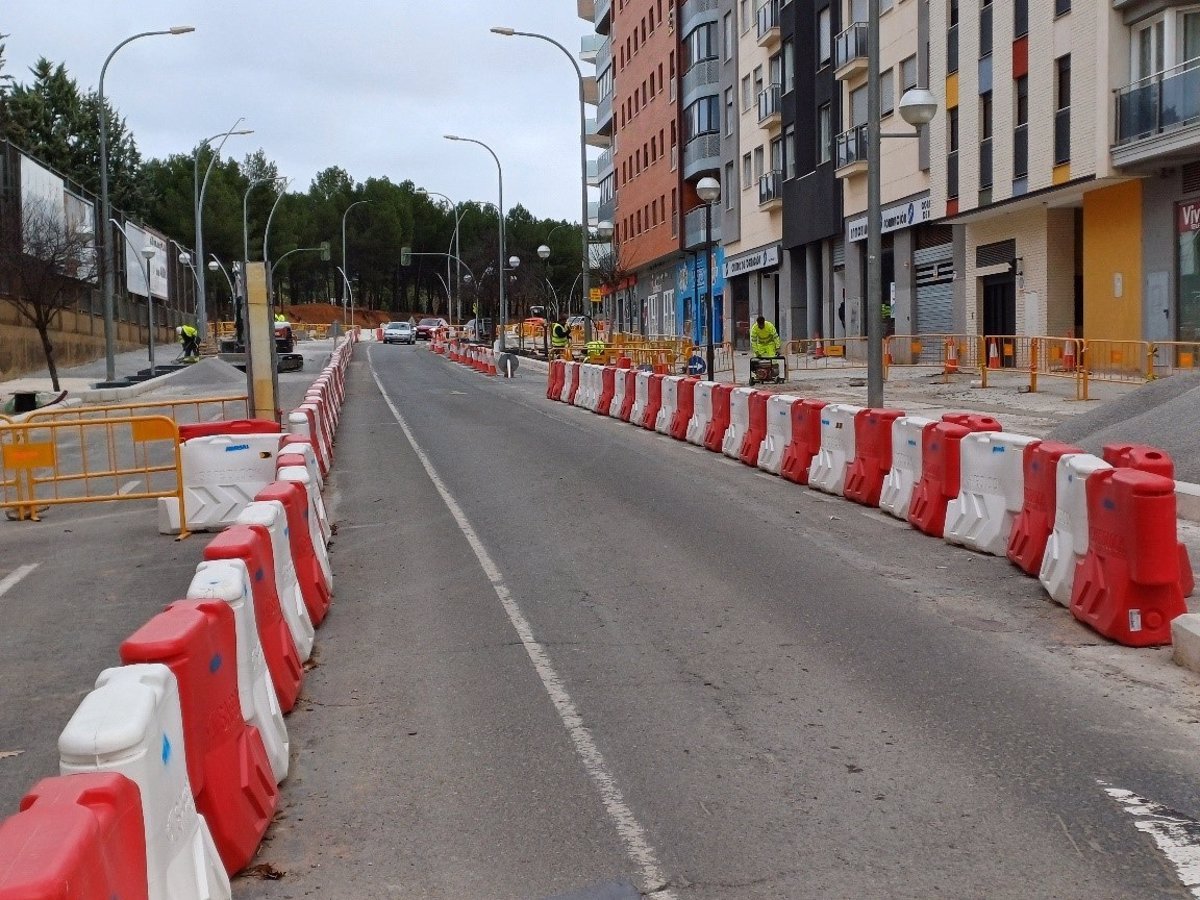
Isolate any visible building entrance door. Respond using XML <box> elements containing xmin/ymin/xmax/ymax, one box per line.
<box><xmin>982</xmin><ymin>274</ymin><xmax>1017</xmax><ymax>367</ymax></box>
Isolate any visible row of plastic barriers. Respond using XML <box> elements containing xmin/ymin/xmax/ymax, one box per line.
<box><xmin>547</xmin><ymin>360</ymin><xmax>1195</xmax><ymax>649</ymax></box>
<box><xmin>0</xmin><ymin>337</ymin><xmax>355</xmax><ymax>898</ymax></box>
<box><xmin>436</xmin><ymin>336</ymin><xmax>503</xmax><ymax>376</ymax></box>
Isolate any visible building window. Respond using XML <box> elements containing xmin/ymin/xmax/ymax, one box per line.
<box><xmin>783</xmin><ymin>39</ymin><xmax>795</xmax><ymax>93</ymax></box>
<box><xmin>742</xmin><ymin>152</ymin><xmax>753</xmax><ymax>189</ymax></box>
<box><xmin>947</xmin><ymin>106</ymin><xmax>959</xmax><ymax>198</ymax></box>
<box><xmin>1055</xmin><ymin>0</ymin><xmax>1070</xmax><ymax>16</ymax></box>
<box><xmin>685</xmin><ymin>22</ymin><xmax>718</xmax><ymax>68</ymax></box>
<box><xmin>948</xmin><ymin>0</ymin><xmax>959</xmax><ymax>74</ymax></box>
<box><xmin>818</xmin><ymin>103</ymin><xmax>832</xmax><ymax>163</ymax></box>
<box><xmin>881</xmin><ymin>68</ymin><xmax>895</xmax><ymax>116</ymax></box>
<box><xmin>754</xmin><ymin>145</ymin><xmax>764</xmax><ymax>179</ymax></box>
<box><xmin>1055</xmin><ymin>55</ymin><xmax>1071</xmax><ymax>165</ymax></box>
<box><xmin>1013</xmin><ymin>75</ymin><xmax>1028</xmax><ymax>178</ymax></box>
<box><xmin>770</xmin><ymin>136</ymin><xmax>784</xmax><ymax>176</ymax></box>
<box><xmin>725</xmin><ymin>87</ymin><xmax>735</xmax><ymax>135</ymax></box>
<box><xmin>684</xmin><ymin>95</ymin><xmax>720</xmax><ymax>141</ymax></box>
<box><xmin>785</xmin><ymin>124</ymin><xmax>796</xmax><ymax>179</ymax></box>
<box><xmin>850</xmin><ymin>0</ymin><xmax>867</xmax><ymax>23</ymax></box>
<box><xmin>980</xmin><ymin>0</ymin><xmax>993</xmax><ymax>59</ymax></box>
<box><xmin>723</xmin><ymin>11</ymin><xmax>734</xmax><ymax>60</ymax></box>
<box><xmin>980</xmin><ymin>91</ymin><xmax>993</xmax><ymax>189</ymax></box>
<box><xmin>741</xmin><ymin>0</ymin><xmax>751</xmax><ymax>32</ymax></box>
<box><xmin>1014</xmin><ymin>0</ymin><xmax>1028</xmax><ymax>38</ymax></box>
<box><xmin>742</xmin><ymin>74</ymin><xmax>753</xmax><ymax>111</ymax></box>
<box><xmin>819</xmin><ymin>7</ymin><xmax>832</xmax><ymax>67</ymax></box>
<box><xmin>901</xmin><ymin>55</ymin><xmax>917</xmax><ymax>94</ymax></box>
<box><xmin>725</xmin><ymin>162</ymin><xmax>736</xmax><ymax>209</ymax></box>
<box><xmin>849</xmin><ymin>84</ymin><xmax>867</xmax><ymax>127</ymax></box>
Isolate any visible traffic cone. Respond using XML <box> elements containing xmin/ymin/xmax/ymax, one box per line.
<box><xmin>487</xmin><ymin>350</ymin><xmax>497</xmax><ymax>376</ymax></box>
<box><xmin>988</xmin><ymin>340</ymin><xmax>1000</xmax><ymax>369</ymax></box>
<box><xmin>1062</xmin><ymin>331</ymin><xmax>1077</xmax><ymax>372</ymax></box>
<box><xmin>945</xmin><ymin>338</ymin><xmax>959</xmax><ymax>374</ymax></box>
<box><xmin>814</xmin><ymin>330</ymin><xmax>826</xmax><ymax>360</ymax></box>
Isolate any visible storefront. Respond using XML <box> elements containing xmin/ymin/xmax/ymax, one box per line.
<box><xmin>1180</xmin><ymin>199</ymin><xmax>1200</xmax><ymax>342</ymax></box>
<box><xmin>674</xmin><ymin>247</ymin><xmax>725</xmax><ymax>345</ymax></box>
<box><xmin>723</xmin><ymin>243</ymin><xmax>782</xmax><ymax>344</ymax></box>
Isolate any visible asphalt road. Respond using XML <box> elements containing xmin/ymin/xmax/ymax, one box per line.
<box><xmin>225</xmin><ymin>343</ymin><xmax>1200</xmax><ymax>899</ymax></box>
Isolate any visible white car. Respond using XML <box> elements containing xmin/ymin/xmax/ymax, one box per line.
<box><xmin>383</xmin><ymin>321</ymin><xmax>415</xmax><ymax>345</ymax></box>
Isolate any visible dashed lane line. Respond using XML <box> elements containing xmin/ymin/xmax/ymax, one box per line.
<box><xmin>0</xmin><ymin>564</ymin><xmax>39</xmax><ymax>600</ymax></box>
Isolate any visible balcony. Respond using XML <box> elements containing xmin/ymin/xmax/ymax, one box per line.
<box><xmin>756</xmin><ymin>0</ymin><xmax>781</xmax><ymax>47</ymax></box>
<box><xmin>596</xmin><ymin>89</ymin><xmax>614</xmax><ymax>131</ymax></box>
<box><xmin>682</xmin><ymin>58</ymin><xmax>720</xmax><ymax>102</ymax></box>
<box><xmin>595</xmin><ymin>0</ymin><xmax>612</xmax><ymax>33</ymax></box>
<box><xmin>587</xmin><ymin>159</ymin><xmax>600</xmax><ymax>186</ymax></box>
<box><xmin>835</xmin><ymin>22</ymin><xmax>868</xmax><ymax>80</ymax></box>
<box><xmin>684</xmin><ymin>204</ymin><xmax>723</xmax><ymax>250</ymax></box>
<box><xmin>681</xmin><ymin>0</ymin><xmax>720</xmax><ymax>34</ymax></box>
<box><xmin>586</xmin><ymin>117</ymin><xmax>611</xmax><ymax>149</ymax></box>
<box><xmin>834</xmin><ymin>124</ymin><xmax>869</xmax><ymax>176</ymax></box>
<box><xmin>597</xmin><ymin>147</ymin><xmax>615</xmax><ymax>178</ymax></box>
<box><xmin>583</xmin><ymin>74</ymin><xmax>598</xmax><ymax>105</ymax></box>
<box><xmin>758</xmin><ymin>170</ymin><xmax>784</xmax><ymax>209</ymax></box>
<box><xmin>596</xmin><ymin>36</ymin><xmax>612</xmax><ymax>74</ymax></box>
<box><xmin>757</xmin><ymin>83</ymin><xmax>782</xmax><ymax>128</ymax></box>
<box><xmin>578</xmin><ymin>0</ymin><xmax>595</xmax><ymax>22</ymax></box>
<box><xmin>1113</xmin><ymin>58</ymin><xmax>1200</xmax><ymax>167</ymax></box>
<box><xmin>588</xmin><ymin>200</ymin><xmax>599</xmax><ymax>227</ymax></box>
<box><xmin>580</xmin><ymin>33</ymin><xmax>602</xmax><ymax>63</ymax></box>
<box><xmin>683</xmin><ymin>132</ymin><xmax>722</xmax><ymax>179</ymax></box>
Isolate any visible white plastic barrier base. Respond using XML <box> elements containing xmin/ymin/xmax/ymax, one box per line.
<box><xmin>187</xmin><ymin>559</ymin><xmax>290</xmax><ymax>784</ymax></box>
<box><xmin>759</xmin><ymin>394</ymin><xmax>802</xmax><ymax>475</ymax></box>
<box><xmin>574</xmin><ymin>365</ymin><xmax>595</xmax><ymax>409</ymax></box>
<box><xmin>1039</xmin><ymin>453</ymin><xmax>1112</xmax><ymax>606</ymax></box>
<box><xmin>630</xmin><ymin>371</ymin><xmax>651</xmax><ymax>427</ymax></box>
<box><xmin>656</xmin><ymin>375</ymin><xmax>683</xmax><ymax>435</ymax></box>
<box><xmin>236</xmin><ymin>501</ymin><xmax>315</xmax><ymax>661</ymax></box>
<box><xmin>809</xmin><ymin>403</ymin><xmax>864</xmax><ymax>495</ymax></box>
<box><xmin>944</xmin><ymin>432</ymin><xmax>1039</xmax><ymax>555</ymax></box>
<box><xmin>722</xmin><ymin>387</ymin><xmax>755</xmax><ymax>458</ymax></box>
<box><xmin>283</xmin><ymin>419</ymin><xmax>326</xmax><ymax>491</ymax></box>
<box><xmin>609</xmin><ymin>369</ymin><xmax>628</xmax><ymax>418</ymax></box>
<box><xmin>277</xmin><ymin>464</ymin><xmax>333</xmax><ymax>579</ymax></box>
<box><xmin>59</xmin><ymin>664</ymin><xmax>231</xmax><ymax>900</ymax></box>
<box><xmin>164</xmin><ymin>434</ymin><xmax>282</xmax><ymax>534</ymax></box>
<box><xmin>589</xmin><ymin>366</ymin><xmax>606</xmax><ymax>412</ymax></box>
<box><xmin>560</xmin><ymin>363</ymin><xmax>580</xmax><ymax>404</ymax></box>
<box><xmin>880</xmin><ymin>416</ymin><xmax>936</xmax><ymax>520</ymax></box>
<box><xmin>687</xmin><ymin>382</ymin><xmax>716</xmax><ymax>446</ymax></box>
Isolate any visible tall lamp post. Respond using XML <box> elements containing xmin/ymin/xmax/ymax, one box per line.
<box><xmin>865</xmin><ymin>0</ymin><xmax>939</xmax><ymax>406</ymax></box>
<box><xmin>193</xmin><ymin>120</ymin><xmax>253</xmax><ymax>342</ymax></box>
<box><xmin>491</xmin><ymin>26</ymin><xmax>593</xmax><ymax>342</ymax></box>
<box><xmin>444</xmin><ymin>135</ymin><xmax>509</xmax><ymax>349</ymax></box>
<box><xmin>695</xmin><ymin>178</ymin><xmax>722</xmax><ymax>381</ymax></box>
<box><xmin>340</xmin><ymin>199</ymin><xmax>371</xmax><ymax>329</ymax></box>
<box><xmin>417</xmin><ymin>189</ymin><xmax>465</xmax><ymax>325</ymax></box>
<box><xmin>538</xmin><ymin>244</ymin><xmax>553</xmax><ymax>358</ymax></box>
<box><xmin>140</xmin><ymin>245</ymin><xmax>158</xmax><ymax>375</ymax></box>
<box><xmin>97</xmin><ymin>25</ymin><xmax>195</xmax><ymax>382</ymax></box>
<box><xmin>594</xmin><ymin>219</ymin><xmax>613</xmax><ymax>331</ymax></box>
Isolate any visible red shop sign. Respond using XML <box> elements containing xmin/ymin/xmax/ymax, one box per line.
<box><xmin>1180</xmin><ymin>199</ymin><xmax>1200</xmax><ymax>234</ymax></box>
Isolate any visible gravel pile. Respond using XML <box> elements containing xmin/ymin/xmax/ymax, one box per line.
<box><xmin>1048</xmin><ymin>372</ymin><xmax>1200</xmax><ymax>482</ymax></box>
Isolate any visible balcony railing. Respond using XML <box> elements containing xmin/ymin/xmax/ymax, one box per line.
<box><xmin>684</xmin><ymin>204</ymin><xmax>722</xmax><ymax>250</ymax></box>
<box><xmin>682</xmin><ymin>58</ymin><xmax>720</xmax><ymax>98</ymax></box>
<box><xmin>947</xmin><ymin>23</ymin><xmax>959</xmax><ymax>74</ymax></box>
<box><xmin>758</xmin><ymin>170</ymin><xmax>784</xmax><ymax>207</ymax></box>
<box><xmin>979</xmin><ymin>137</ymin><xmax>993</xmax><ymax>189</ymax></box>
<box><xmin>683</xmin><ymin>133</ymin><xmax>722</xmax><ymax>177</ymax></box>
<box><xmin>595</xmin><ymin>0</ymin><xmax>612</xmax><ymax>32</ymax></box>
<box><xmin>1114</xmin><ymin>58</ymin><xmax>1200</xmax><ymax>147</ymax></box>
<box><xmin>756</xmin><ymin>0</ymin><xmax>781</xmax><ymax>45</ymax></box>
<box><xmin>835</xmin><ymin>22</ymin><xmax>868</xmax><ymax>76</ymax></box>
<box><xmin>681</xmin><ymin>0</ymin><xmax>719</xmax><ymax>33</ymax></box>
<box><xmin>580</xmin><ymin>34</ymin><xmax>603</xmax><ymax>62</ymax></box>
<box><xmin>757</xmin><ymin>83</ymin><xmax>782</xmax><ymax>125</ymax></box>
<box><xmin>835</xmin><ymin>124</ymin><xmax>869</xmax><ymax>172</ymax></box>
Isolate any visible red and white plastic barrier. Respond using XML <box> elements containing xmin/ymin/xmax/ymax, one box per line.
<box><xmin>687</xmin><ymin>381</ymin><xmax>715</xmax><ymax>446</ymax></box>
<box><xmin>656</xmin><ymin>375</ymin><xmax>683</xmax><ymax>435</ymax></box>
<box><xmin>758</xmin><ymin>394</ymin><xmax>802</xmax><ymax>475</ymax></box>
<box><xmin>879</xmin><ymin>415</ymin><xmax>935</xmax><ymax>520</ymax></box>
<box><xmin>1039</xmin><ymin>453</ymin><xmax>1112</xmax><ymax>606</ymax></box>
<box><xmin>809</xmin><ymin>403</ymin><xmax>863</xmax><ymax>495</ymax></box>
<box><xmin>943</xmin><ymin>432</ymin><xmax>1039</xmax><ymax>556</ymax></box>
<box><xmin>722</xmin><ymin>387</ymin><xmax>755</xmax><ymax>459</ymax></box>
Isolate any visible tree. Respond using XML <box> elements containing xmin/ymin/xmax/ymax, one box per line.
<box><xmin>0</xmin><ymin>197</ymin><xmax>97</xmax><ymax>389</ymax></box>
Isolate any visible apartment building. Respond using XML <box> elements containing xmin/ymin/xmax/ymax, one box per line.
<box><xmin>723</xmin><ymin>0</ymin><xmax>787</xmax><ymax>346</ymax></box>
<box><xmin>1109</xmin><ymin>2</ymin><xmax>1200</xmax><ymax>346</ymax></box>
<box><xmin>781</xmin><ymin>0</ymin><xmax>844</xmax><ymax>344</ymax></box>
<box><xmin>927</xmin><ymin>0</ymin><xmax>1134</xmax><ymax>356</ymax></box>
<box><xmin>832</xmin><ymin>0</ymin><xmax>954</xmax><ymax>357</ymax></box>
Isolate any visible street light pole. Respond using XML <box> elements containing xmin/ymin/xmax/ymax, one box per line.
<box><xmin>418</xmin><ymin>189</ymin><xmax>465</xmax><ymax>325</ymax></box>
<box><xmin>444</xmin><ymin>135</ymin><xmax>507</xmax><ymax>350</ymax></box>
<box><xmin>696</xmin><ymin>178</ymin><xmax>722</xmax><ymax>381</ymax></box>
<box><xmin>866</xmin><ymin>0</ymin><xmax>884</xmax><ymax>408</ymax></box>
<box><xmin>97</xmin><ymin>25</ymin><xmax>195</xmax><ymax>382</ymax></box>
<box><xmin>193</xmin><ymin>120</ymin><xmax>252</xmax><ymax>343</ymax></box>
<box><xmin>491</xmin><ymin>26</ymin><xmax>593</xmax><ymax>343</ymax></box>
<box><xmin>340</xmin><ymin>199</ymin><xmax>371</xmax><ymax>329</ymax></box>
<box><xmin>141</xmin><ymin>245</ymin><xmax>157</xmax><ymax>375</ymax></box>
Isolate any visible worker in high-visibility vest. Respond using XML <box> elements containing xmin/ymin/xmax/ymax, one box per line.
<box><xmin>749</xmin><ymin>315</ymin><xmax>781</xmax><ymax>358</ymax></box>
<box><xmin>551</xmin><ymin>314</ymin><xmax>571</xmax><ymax>357</ymax></box>
<box><xmin>176</xmin><ymin>324</ymin><xmax>200</xmax><ymax>362</ymax></box>
<box><xmin>585</xmin><ymin>339</ymin><xmax>606</xmax><ymax>360</ymax></box>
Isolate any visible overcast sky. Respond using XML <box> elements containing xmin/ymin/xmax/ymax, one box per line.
<box><xmin>4</xmin><ymin>1</ymin><xmax>591</xmax><ymax>222</ymax></box>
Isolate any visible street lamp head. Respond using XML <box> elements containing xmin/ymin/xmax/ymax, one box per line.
<box><xmin>491</xmin><ymin>26</ymin><xmax>516</xmax><ymax>36</ymax></box>
<box><xmin>537</xmin><ymin>244</ymin><xmax>551</xmax><ymax>260</ymax></box>
<box><xmin>696</xmin><ymin>176</ymin><xmax>721</xmax><ymax>204</ymax></box>
<box><xmin>140</xmin><ymin>246</ymin><xmax>156</xmax><ymax>261</ymax></box>
<box><xmin>509</xmin><ymin>256</ymin><xmax>521</xmax><ymax>269</ymax></box>
<box><xmin>207</xmin><ymin>261</ymin><xmax>220</xmax><ymax>272</ymax></box>
<box><xmin>595</xmin><ymin>220</ymin><xmax>614</xmax><ymax>239</ymax></box>
<box><xmin>898</xmin><ymin>88</ymin><xmax>939</xmax><ymax>127</ymax></box>
<box><xmin>178</xmin><ymin>251</ymin><xmax>192</xmax><ymax>265</ymax></box>
<box><xmin>444</xmin><ymin>134</ymin><xmax>461</xmax><ymax>142</ymax></box>
<box><xmin>168</xmin><ymin>25</ymin><xmax>196</xmax><ymax>34</ymax></box>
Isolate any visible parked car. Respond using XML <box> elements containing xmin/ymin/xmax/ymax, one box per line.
<box><xmin>415</xmin><ymin>317</ymin><xmax>448</xmax><ymax>341</ymax></box>
<box><xmin>384</xmin><ymin>321</ymin><xmax>415</xmax><ymax>345</ymax></box>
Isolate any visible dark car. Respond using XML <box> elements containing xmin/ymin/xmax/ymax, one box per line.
<box><xmin>414</xmin><ymin>317</ymin><xmax>448</xmax><ymax>341</ymax></box>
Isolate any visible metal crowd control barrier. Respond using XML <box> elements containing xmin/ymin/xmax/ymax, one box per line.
<box><xmin>23</xmin><ymin>395</ymin><xmax>249</xmax><ymax>428</ymax></box>
<box><xmin>1150</xmin><ymin>340</ymin><xmax>1200</xmax><ymax>377</ymax></box>
<box><xmin>786</xmin><ymin>337</ymin><xmax>871</xmax><ymax>372</ymax></box>
<box><xmin>1</xmin><ymin>414</ymin><xmax>187</xmax><ymax>534</ymax></box>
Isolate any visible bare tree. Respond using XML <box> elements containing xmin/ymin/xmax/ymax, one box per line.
<box><xmin>0</xmin><ymin>197</ymin><xmax>96</xmax><ymax>390</ymax></box>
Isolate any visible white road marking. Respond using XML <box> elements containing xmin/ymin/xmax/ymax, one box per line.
<box><xmin>370</xmin><ymin>361</ymin><xmax>677</xmax><ymax>899</ymax></box>
<box><xmin>1102</xmin><ymin>782</ymin><xmax>1200</xmax><ymax>896</ymax></box>
<box><xmin>0</xmin><ymin>564</ymin><xmax>39</xmax><ymax>600</ymax></box>
<box><xmin>118</xmin><ymin>479</ymin><xmax>141</xmax><ymax>495</ymax></box>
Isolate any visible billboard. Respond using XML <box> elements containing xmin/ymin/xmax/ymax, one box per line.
<box><xmin>18</xmin><ymin>151</ymin><xmax>98</xmax><ymax>283</ymax></box>
<box><xmin>63</xmin><ymin>190</ymin><xmax>98</xmax><ymax>284</ymax></box>
<box><xmin>122</xmin><ymin>221</ymin><xmax>170</xmax><ymax>300</ymax></box>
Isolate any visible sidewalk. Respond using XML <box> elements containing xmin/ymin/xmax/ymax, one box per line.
<box><xmin>1</xmin><ymin>343</ymin><xmax>178</xmax><ymax>400</ymax></box>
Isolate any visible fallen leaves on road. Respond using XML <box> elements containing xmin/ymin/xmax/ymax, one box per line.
<box><xmin>0</xmin><ymin>750</ymin><xmax>24</xmax><ymax>761</ymax></box>
<box><xmin>242</xmin><ymin>863</ymin><xmax>285</xmax><ymax>881</ymax></box>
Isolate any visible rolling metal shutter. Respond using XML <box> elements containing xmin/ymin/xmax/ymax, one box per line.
<box><xmin>914</xmin><ymin>243</ymin><xmax>954</xmax><ymax>361</ymax></box>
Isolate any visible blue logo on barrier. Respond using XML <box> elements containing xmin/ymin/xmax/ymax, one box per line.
<box><xmin>209</xmin><ymin>654</ymin><xmax>223</xmax><ymax>674</ymax></box>
<box><xmin>161</xmin><ymin>735</ymin><xmax>171</xmax><ymax>765</ymax></box>
<box><xmin>225</xmin><ymin>444</ymin><xmax>250</xmax><ymax>453</ymax></box>
<box><xmin>255</xmin><ymin>568</ymin><xmax>264</xmax><ymax>582</ymax></box>
<box><xmin>907</xmin><ymin>439</ymin><xmax>918</xmax><ymax>447</ymax></box>
<box><xmin>992</xmin><ymin>446</ymin><xmax>1006</xmax><ymax>454</ymax></box>
<box><xmin>1103</xmin><ymin>498</ymin><xmax>1117</xmax><ymax>510</ymax></box>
